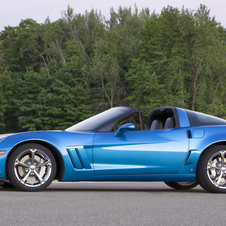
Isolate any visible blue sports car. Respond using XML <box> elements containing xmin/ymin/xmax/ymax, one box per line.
<box><xmin>1</xmin><ymin>106</ymin><xmax>226</xmax><ymax>193</ymax></box>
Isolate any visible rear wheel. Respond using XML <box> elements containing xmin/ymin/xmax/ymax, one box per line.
<box><xmin>7</xmin><ymin>143</ymin><xmax>56</xmax><ymax>191</ymax></box>
<box><xmin>164</xmin><ymin>181</ymin><xmax>198</xmax><ymax>189</ymax></box>
<box><xmin>197</xmin><ymin>145</ymin><xmax>226</xmax><ymax>193</ymax></box>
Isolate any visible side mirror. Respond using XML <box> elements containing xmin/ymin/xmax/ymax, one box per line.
<box><xmin>114</xmin><ymin>123</ymin><xmax>135</xmax><ymax>137</ymax></box>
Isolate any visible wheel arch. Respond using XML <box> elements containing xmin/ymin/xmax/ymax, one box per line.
<box><xmin>5</xmin><ymin>140</ymin><xmax>65</xmax><ymax>181</ymax></box>
<box><xmin>197</xmin><ymin>141</ymin><xmax>226</xmax><ymax>171</ymax></box>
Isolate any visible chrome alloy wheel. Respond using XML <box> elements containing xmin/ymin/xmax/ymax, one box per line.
<box><xmin>14</xmin><ymin>148</ymin><xmax>52</xmax><ymax>188</ymax></box>
<box><xmin>207</xmin><ymin>150</ymin><xmax>226</xmax><ymax>189</ymax></box>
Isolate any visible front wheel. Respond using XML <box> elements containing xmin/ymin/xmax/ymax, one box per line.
<box><xmin>7</xmin><ymin>143</ymin><xmax>56</xmax><ymax>191</ymax></box>
<box><xmin>0</xmin><ymin>180</ymin><xmax>14</xmax><ymax>188</ymax></box>
<box><xmin>164</xmin><ymin>181</ymin><xmax>198</xmax><ymax>189</ymax></box>
<box><xmin>197</xmin><ymin>145</ymin><xmax>226</xmax><ymax>193</ymax></box>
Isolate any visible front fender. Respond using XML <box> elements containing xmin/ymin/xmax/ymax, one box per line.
<box><xmin>0</xmin><ymin>131</ymin><xmax>96</xmax><ymax>181</ymax></box>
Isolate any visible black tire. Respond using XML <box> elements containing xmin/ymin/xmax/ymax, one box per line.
<box><xmin>197</xmin><ymin>145</ymin><xmax>226</xmax><ymax>193</ymax></box>
<box><xmin>164</xmin><ymin>181</ymin><xmax>198</xmax><ymax>189</ymax></box>
<box><xmin>0</xmin><ymin>180</ymin><xmax>15</xmax><ymax>188</ymax></box>
<box><xmin>7</xmin><ymin>143</ymin><xmax>56</xmax><ymax>191</ymax></box>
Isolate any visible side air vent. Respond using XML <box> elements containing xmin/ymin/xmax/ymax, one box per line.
<box><xmin>184</xmin><ymin>151</ymin><xmax>191</xmax><ymax>164</ymax></box>
<box><xmin>67</xmin><ymin>146</ymin><xmax>92</xmax><ymax>169</ymax></box>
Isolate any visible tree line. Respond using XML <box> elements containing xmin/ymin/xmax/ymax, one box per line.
<box><xmin>0</xmin><ymin>4</ymin><xmax>226</xmax><ymax>133</ymax></box>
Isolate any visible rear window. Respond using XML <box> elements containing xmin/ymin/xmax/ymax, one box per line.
<box><xmin>186</xmin><ymin>110</ymin><xmax>226</xmax><ymax>127</ymax></box>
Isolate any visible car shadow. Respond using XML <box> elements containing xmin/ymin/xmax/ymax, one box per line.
<box><xmin>46</xmin><ymin>182</ymin><xmax>207</xmax><ymax>193</ymax></box>
<box><xmin>0</xmin><ymin>182</ymin><xmax>207</xmax><ymax>193</ymax></box>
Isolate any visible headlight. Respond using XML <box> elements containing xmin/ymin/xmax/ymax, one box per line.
<box><xmin>0</xmin><ymin>136</ymin><xmax>7</xmax><ymax>143</ymax></box>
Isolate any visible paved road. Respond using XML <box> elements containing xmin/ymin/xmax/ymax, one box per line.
<box><xmin>0</xmin><ymin>181</ymin><xmax>225</xmax><ymax>225</ymax></box>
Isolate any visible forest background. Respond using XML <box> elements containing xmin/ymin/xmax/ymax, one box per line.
<box><xmin>0</xmin><ymin>4</ymin><xmax>226</xmax><ymax>133</ymax></box>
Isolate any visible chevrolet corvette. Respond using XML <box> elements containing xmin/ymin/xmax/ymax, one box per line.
<box><xmin>1</xmin><ymin>106</ymin><xmax>226</xmax><ymax>193</ymax></box>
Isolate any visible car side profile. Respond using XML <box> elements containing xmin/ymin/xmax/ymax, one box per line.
<box><xmin>0</xmin><ymin>106</ymin><xmax>226</xmax><ymax>192</ymax></box>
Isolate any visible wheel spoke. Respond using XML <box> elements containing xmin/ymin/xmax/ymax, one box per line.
<box><xmin>220</xmin><ymin>151</ymin><xmax>226</xmax><ymax>166</ymax></box>
<box><xmin>207</xmin><ymin>162</ymin><xmax>220</xmax><ymax>170</ymax></box>
<box><xmin>21</xmin><ymin>169</ymin><xmax>32</xmax><ymax>184</ymax></box>
<box><xmin>30</xmin><ymin>149</ymin><xmax>36</xmax><ymax>165</ymax></box>
<box><xmin>215</xmin><ymin>171</ymin><xmax>224</xmax><ymax>186</ymax></box>
<box><xmin>15</xmin><ymin>159</ymin><xmax>30</xmax><ymax>168</ymax></box>
<box><xmin>34</xmin><ymin>170</ymin><xmax>45</xmax><ymax>184</ymax></box>
<box><xmin>36</xmin><ymin>159</ymin><xmax>51</xmax><ymax>168</ymax></box>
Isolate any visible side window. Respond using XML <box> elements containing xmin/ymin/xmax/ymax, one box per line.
<box><xmin>113</xmin><ymin>113</ymin><xmax>140</xmax><ymax>131</ymax></box>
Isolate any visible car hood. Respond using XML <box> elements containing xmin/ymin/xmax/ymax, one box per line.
<box><xmin>0</xmin><ymin>130</ymin><xmax>94</xmax><ymax>140</ymax></box>
<box><xmin>0</xmin><ymin>133</ymin><xmax>15</xmax><ymax>139</ymax></box>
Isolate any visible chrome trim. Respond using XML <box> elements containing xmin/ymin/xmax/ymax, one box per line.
<box><xmin>66</xmin><ymin>146</ymin><xmax>84</xmax><ymax>149</ymax></box>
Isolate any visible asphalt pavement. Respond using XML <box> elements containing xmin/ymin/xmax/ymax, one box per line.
<box><xmin>0</xmin><ymin>181</ymin><xmax>224</xmax><ymax>225</ymax></box>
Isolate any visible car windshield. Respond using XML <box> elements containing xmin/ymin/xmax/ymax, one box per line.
<box><xmin>186</xmin><ymin>110</ymin><xmax>226</xmax><ymax>126</ymax></box>
<box><xmin>66</xmin><ymin>107</ymin><xmax>133</xmax><ymax>131</ymax></box>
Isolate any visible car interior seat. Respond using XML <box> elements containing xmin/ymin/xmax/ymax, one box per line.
<box><xmin>164</xmin><ymin>117</ymin><xmax>175</xmax><ymax>129</ymax></box>
<box><xmin>150</xmin><ymin>119</ymin><xmax>163</xmax><ymax>130</ymax></box>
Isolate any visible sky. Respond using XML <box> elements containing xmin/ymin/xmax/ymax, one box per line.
<box><xmin>1</xmin><ymin>0</ymin><xmax>226</xmax><ymax>32</ymax></box>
